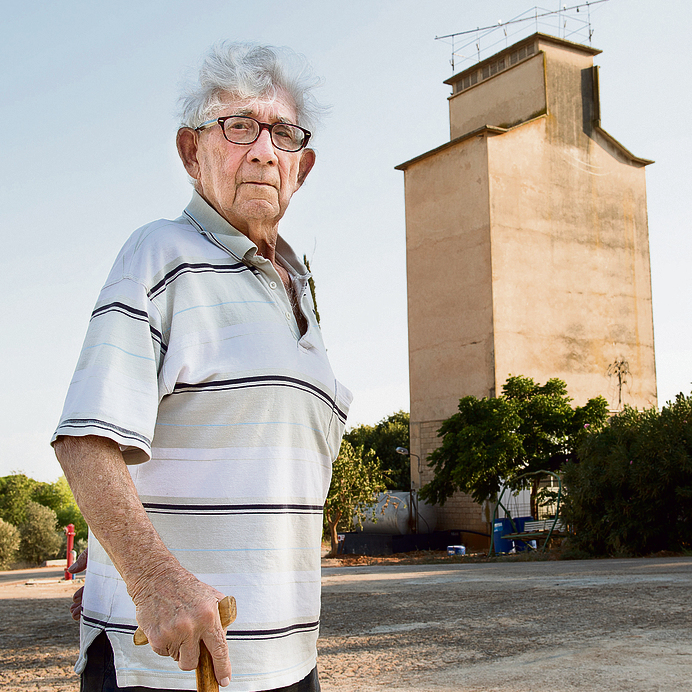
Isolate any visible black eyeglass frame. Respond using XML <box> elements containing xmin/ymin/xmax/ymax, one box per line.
<box><xmin>195</xmin><ymin>116</ymin><xmax>312</xmax><ymax>152</ymax></box>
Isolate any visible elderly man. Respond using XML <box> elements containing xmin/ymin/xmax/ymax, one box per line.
<box><xmin>53</xmin><ymin>42</ymin><xmax>351</xmax><ymax>692</ymax></box>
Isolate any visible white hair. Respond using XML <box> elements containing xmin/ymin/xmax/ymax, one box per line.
<box><xmin>178</xmin><ymin>42</ymin><xmax>326</xmax><ymax>135</ymax></box>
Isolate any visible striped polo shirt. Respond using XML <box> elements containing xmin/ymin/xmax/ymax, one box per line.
<box><xmin>53</xmin><ymin>191</ymin><xmax>352</xmax><ymax>690</ymax></box>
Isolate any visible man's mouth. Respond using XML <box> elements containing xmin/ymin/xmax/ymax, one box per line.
<box><xmin>243</xmin><ymin>180</ymin><xmax>276</xmax><ymax>188</ymax></box>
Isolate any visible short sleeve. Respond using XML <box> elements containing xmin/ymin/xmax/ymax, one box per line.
<box><xmin>52</xmin><ymin>276</ymin><xmax>165</xmax><ymax>464</ymax></box>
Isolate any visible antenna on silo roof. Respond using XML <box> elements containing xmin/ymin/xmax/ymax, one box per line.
<box><xmin>435</xmin><ymin>0</ymin><xmax>610</xmax><ymax>72</ymax></box>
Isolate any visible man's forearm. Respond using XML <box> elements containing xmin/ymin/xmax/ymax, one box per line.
<box><xmin>53</xmin><ymin>435</ymin><xmax>233</xmax><ymax>683</ymax></box>
<box><xmin>53</xmin><ymin>435</ymin><xmax>176</xmax><ymax>591</ymax></box>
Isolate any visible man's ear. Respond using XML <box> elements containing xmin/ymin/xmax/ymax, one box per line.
<box><xmin>295</xmin><ymin>148</ymin><xmax>316</xmax><ymax>189</ymax></box>
<box><xmin>176</xmin><ymin>128</ymin><xmax>201</xmax><ymax>181</ymax></box>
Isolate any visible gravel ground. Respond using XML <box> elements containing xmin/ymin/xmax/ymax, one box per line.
<box><xmin>318</xmin><ymin>556</ymin><xmax>692</xmax><ymax>691</ymax></box>
<box><xmin>1</xmin><ymin>556</ymin><xmax>691</xmax><ymax>691</ymax></box>
<box><xmin>0</xmin><ymin>579</ymin><xmax>82</xmax><ymax>691</ymax></box>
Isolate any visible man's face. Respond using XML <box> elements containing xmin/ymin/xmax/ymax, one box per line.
<box><xmin>177</xmin><ymin>91</ymin><xmax>315</xmax><ymax>236</ymax></box>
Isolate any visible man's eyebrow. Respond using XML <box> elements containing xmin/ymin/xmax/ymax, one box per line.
<box><xmin>230</xmin><ymin>107</ymin><xmax>293</xmax><ymax>124</ymax></box>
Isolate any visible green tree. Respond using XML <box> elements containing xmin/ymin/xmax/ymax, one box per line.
<box><xmin>18</xmin><ymin>501</ymin><xmax>63</xmax><ymax>565</ymax></box>
<box><xmin>419</xmin><ymin>376</ymin><xmax>608</xmax><ymax>511</ymax></box>
<box><xmin>562</xmin><ymin>394</ymin><xmax>692</xmax><ymax>556</ymax></box>
<box><xmin>31</xmin><ymin>476</ymin><xmax>73</xmax><ymax>513</ymax></box>
<box><xmin>0</xmin><ymin>518</ymin><xmax>21</xmax><ymax>569</ymax></box>
<box><xmin>0</xmin><ymin>473</ymin><xmax>88</xmax><ymax>544</ymax></box>
<box><xmin>34</xmin><ymin>476</ymin><xmax>88</xmax><ymax>543</ymax></box>
<box><xmin>323</xmin><ymin>440</ymin><xmax>388</xmax><ymax>557</ymax></box>
<box><xmin>0</xmin><ymin>474</ymin><xmax>37</xmax><ymax>526</ymax></box>
<box><xmin>344</xmin><ymin>411</ymin><xmax>411</xmax><ymax>490</ymax></box>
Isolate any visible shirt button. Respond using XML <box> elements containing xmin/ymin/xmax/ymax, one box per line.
<box><xmin>269</xmin><ymin>281</ymin><xmax>277</xmax><ymax>289</ymax></box>
<box><xmin>285</xmin><ymin>311</ymin><xmax>291</xmax><ymax>320</ymax></box>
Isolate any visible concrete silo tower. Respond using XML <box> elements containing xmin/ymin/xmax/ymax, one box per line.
<box><xmin>396</xmin><ymin>34</ymin><xmax>656</xmax><ymax>540</ymax></box>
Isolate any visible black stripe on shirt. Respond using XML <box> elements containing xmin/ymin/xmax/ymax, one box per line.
<box><xmin>227</xmin><ymin>621</ymin><xmax>320</xmax><ymax>641</ymax></box>
<box><xmin>142</xmin><ymin>502</ymin><xmax>322</xmax><ymax>516</ymax></box>
<box><xmin>83</xmin><ymin>615</ymin><xmax>137</xmax><ymax>636</ymax></box>
<box><xmin>148</xmin><ymin>261</ymin><xmax>253</xmax><ymax>299</ymax></box>
<box><xmin>90</xmin><ymin>302</ymin><xmax>167</xmax><ymax>355</ymax></box>
<box><xmin>84</xmin><ymin>616</ymin><xmax>319</xmax><ymax>642</ymax></box>
<box><xmin>57</xmin><ymin>419</ymin><xmax>150</xmax><ymax>447</ymax></box>
<box><xmin>91</xmin><ymin>301</ymin><xmax>149</xmax><ymax>322</ymax></box>
<box><xmin>172</xmin><ymin>374</ymin><xmax>348</xmax><ymax>424</ymax></box>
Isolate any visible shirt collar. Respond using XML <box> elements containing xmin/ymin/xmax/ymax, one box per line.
<box><xmin>183</xmin><ymin>190</ymin><xmax>308</xmax><ymax>279</ymax></box>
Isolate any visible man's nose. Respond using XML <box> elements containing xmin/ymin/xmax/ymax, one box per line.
<box><xmin>246</xmin><ymin>129</ymin><xmax>277</xmax><ymax>165</ymax></box>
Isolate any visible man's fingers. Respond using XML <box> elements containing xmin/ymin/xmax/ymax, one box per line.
<box><xmin>177</xmin><ymin>638</ymin><xmax>201</xmax><ymax>671</ymax></box>
<box><xmin>68</xmin><ymin>549</ymin><xmax>88</xmax><ymax>573</ymax></box>
<box><xmin>205</xmin><ymin>629</ymin><xmax>232</xmax><ymax>685</ymax></box>
<box><xmin>70</xmin><ymin>586</ymin><xmax>84</xmax><ymax>621</ymax></box>
<box><xmin>69</xmin><ymin>602</ymin><xmax>82</xmax><ymax>621</ymax></box>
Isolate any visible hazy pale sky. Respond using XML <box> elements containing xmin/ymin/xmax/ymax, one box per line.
<box><xmin>1</xmin><ymin>0</ymin><xmax>690</xmax><ymax>481</ymax></box>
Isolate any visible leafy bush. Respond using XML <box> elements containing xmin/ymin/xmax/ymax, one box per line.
<box><xmin>420</xmin><ymin>376</ymin><xmax>608</xmax><ymax>509</ymax></box>
<box><xmin>18</xmin><ymin>501</ymin><xmax>63</xmax><ymax>565</ymax></box>
<box><xmin>0</xmin><ymin>474</ymin><xmax>37</xmax><ymax>526</ymax></box>
<box><xmin>0</xmin><ymin>518</ymin><xmax>20</xmax><ymax>569</ymax></box>
<box><xmin>562</xmin><ymin>394</ymin><xmax>692</xmax><ymax>556</ymax></box>
<box><xmin>344</xmin><ymin>411</ymin><xmax>410</xmax><ymax>490</ymax></box>
<box><xmin>323</xmin><ymin>440</ymin><xmax>388</xmax><ymax>556</ymax></box>
<box><xmin>0</xmin><ymin>474</ymin><xmax>87</xmax><ymax>543</ymax></box>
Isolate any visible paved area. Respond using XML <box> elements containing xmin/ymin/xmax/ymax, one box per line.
<box><xmin>318</xmin><ymin>557</ymin><xmax>692</xmax><ymax>691</ymax></box>
<box><xmin>0</xmin><ymin>566</ymin><xmax>67</xmax><ymax>585</ymax></box>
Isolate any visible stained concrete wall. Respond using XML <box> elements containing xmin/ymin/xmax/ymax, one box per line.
<box><xmin>449</xmin><ymin>52</ymin><xmax>547</xmax><ymax>139</ymax></box>
<box><xmin>488</xmin><ymin>119</ymin><xmax>656</xmax><ymax>409</ymax></box>
<box><xmin>486</xmin><ymin>37</ymin><xmax>656</xmax><ymax>409</ymax></box>
<box><xmin>402</xmin><ymin>134</ymin><xmax>495</xmax><ymax>539</ymax></box>
<box><xmin>403</xmin><ymin>135</ymin><xmax>495</xmax><ymax>426</ymax></box>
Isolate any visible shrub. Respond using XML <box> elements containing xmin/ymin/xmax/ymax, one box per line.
<box><xmin>344</xmin><ymin>411</ymin><xmax>411</xmax><ymax>491</ymax></box>
<box><xmin>0</xmin><ymin>474</ymin><xmax>37</xmax><ymax>526</ymax></box>
<box><xmin>18</xmin><ymin>501</ymin><xmax>63</xmax><ymax>565</ymax></box>
<box><xmin>323</xmin><ymin>440</ymin><xmax>388</xmax><ymax>557</ymax></box>
<box><xmin>0</xmin><ymin>518</ymin><xmax>20</xmax><ymax>569</ymax></box>
<box><xmin>420</xmin><ymin>376</ymin><xmax>608</xmax><ymax>509</ymax></box>
<box><xmin>562</xmin><ymin>394</ymin><xmax>692</xmax><ymax>556</ymax></box>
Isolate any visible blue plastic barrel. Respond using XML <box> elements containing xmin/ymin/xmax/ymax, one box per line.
<box><xmin>493</xmin><ymin>518</ymin><xmax>515</xmax><ymax>553</ymax></box>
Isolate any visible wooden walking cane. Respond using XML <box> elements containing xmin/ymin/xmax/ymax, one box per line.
<box><xmin>133</xmin><ymin>596</ymin><xmax>237</xmax><ymax>692</ymax></box>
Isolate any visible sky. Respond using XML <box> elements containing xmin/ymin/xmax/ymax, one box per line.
<box><xmin>1</xmin><ymin>0</ymin><xmax>690</xmax><ymax>481</ymax></box>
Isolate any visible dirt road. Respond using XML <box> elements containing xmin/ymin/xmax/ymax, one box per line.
<box><xmin>319</xmin><ymin>557</ymin><xmax>692</xmax><ymax>691</ymax></box>
<box><xmin>1</xmin><ymin>557</ymin><xmax>691</xmax><ymax>691</ymax></box>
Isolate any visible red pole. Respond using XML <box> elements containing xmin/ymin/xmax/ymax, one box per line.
<box><xmin>64</xmin><ymin>524</ymin><xmax>76</xmax><ymax>580</ymax></box>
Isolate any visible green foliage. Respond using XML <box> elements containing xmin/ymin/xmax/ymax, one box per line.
<box><xmin>0</xmin><ymin>518</ymin><xmax>20</xmax><ymax>569</ymax></box>
<box><xmin>562</xmin><ymin>394</ymin><xmax>692</xmax><ymax>556</ymax></box>
<box><xmin>31</xmin><ymin>475</ymin><xmax>74</xmax><ymax>514</ymax></box>
<box><xmin>18</xmin><ymin>501</ymin><xmax>63</xmax><ymax>565</ymax></box>
<box><xmin>420</xmin><ymin>395</ymin><xmax>522</xmax><ymax>505</ymax></box>
<box><xmin>0</xmin><ymin>473</ymin><xmax>37</xmax><ymax>526</ymax></box>
<box><xmin>324</xmin><ymin>440</ymin><xmax>388</xmax><ymax>556</ymax></box>
<box><xmin>302</xmin><ymin>255</ymin><xmax>320</xmax><ymax>325</ymax></box>
<box><xmin>48</xmin><ymin>477</ymin><xmax>88</xmax><ymax>543</ymax></box>
<box><xmin>344</xmin><ymin>411</ymin><xmax>410</xmax><ymax>490</ymax></box>
<box><xmin>419</xmin><ymin>375</ymin><xmax>609</xmax><ymax>507</ymax></box>
<box><xmin>0</xmin><ymin>474</ymin><xmax>87</xmax><ymax>543</ymax></box>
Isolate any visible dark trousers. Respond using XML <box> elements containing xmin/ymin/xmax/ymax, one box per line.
<box><xmin>81</xmin><ymin>632</ymin><xmax>320</xmax><ymax>692</ymax></box>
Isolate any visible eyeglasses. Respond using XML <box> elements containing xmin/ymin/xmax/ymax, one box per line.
<box><xmin>195</xmin><ymin>115</ymin><xmax>311</xmax><ymax>152</ymax></box>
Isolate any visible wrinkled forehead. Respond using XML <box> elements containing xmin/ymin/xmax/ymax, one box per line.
<box><xmin>213</xmin><ymin>89</ymin><xmax>298</xmax><ymax>124</ymax></box>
